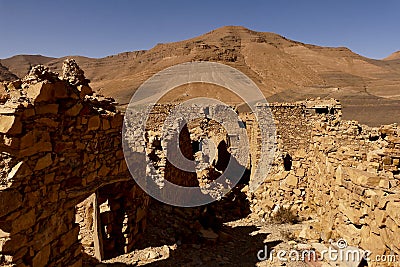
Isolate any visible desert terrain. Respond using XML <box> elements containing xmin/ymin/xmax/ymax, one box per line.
<box><xmin>0</xmin><ymin>26</ymin><xmax>399</xmax><ymax>267</ymax></box>
<box><xmin>1</xmin><ymin>26</ymin><xmax>399</xmax><ymax>126</ymax></box>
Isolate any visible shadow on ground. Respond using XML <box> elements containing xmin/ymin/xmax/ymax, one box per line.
<box><xmin>83</xmin><ymin>182</ymin><xmax>279</xmax><ymax>266</ymax></box>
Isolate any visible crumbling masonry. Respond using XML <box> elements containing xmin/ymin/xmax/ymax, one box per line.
<box><xmin>0</xmin><ymin>61</ymin><xmax>150</xmax><ymax>266</ymax></box>
<box><xmin>0</xmin><ymin>61</ymin><xmax>399</xmax><ymax>266</ymax></box>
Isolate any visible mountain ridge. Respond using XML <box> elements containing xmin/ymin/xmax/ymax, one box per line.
<box><xmin>384</xmin><ymin>50</ymin><xmax>400</xmax><ymax>61</ymax></box>
<box><xmin>1</xmin><ymin>26</ymin><xmax>399</xmax><ymax>126</ymax></box>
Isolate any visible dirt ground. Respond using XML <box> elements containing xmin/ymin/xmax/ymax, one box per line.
<box><xmin>83</xmin><ymin>190</ymin><xmax>313</xmax><ymax>267</ymax></box>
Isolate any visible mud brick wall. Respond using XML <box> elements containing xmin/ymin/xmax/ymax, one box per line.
<box><xmin>0</xmin><ymin>61</ymin><xmax>150</xmax><ymax>266</ymax></box>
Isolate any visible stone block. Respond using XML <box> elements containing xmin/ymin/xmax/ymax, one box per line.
<box><xmin>35</xmin><ymin>104</ymin><xmax>59</xmax><ymax>115</ymax></box>
<box><xmin>12</xmin><ymin>209</ymin><xmax>36</xmax><ymax>234</ymax></box>
<box><xmin>53</xmin><ymin>81</ymin><xmax>69</xmax><ymax>99</ymax></box>
<box><xmin>379</xmin><ymin>179</ymin><xmax>389</xmax><ymax>189</ymax></box>
<box><xmin>23</xmin><ymin>108</ymin><xmax>35</xmax><ymax>118</ymax></box>
<box><xmin>373</xmin><ymin>209</ymin><xmax>387</xmax><ymax>227</ymax></box>
<box><xmin>98</xmin><ymin>165</ymin><xmax>110</xmax><ymax>177</ymax></box>
<box><xmin>35</xmin><ymin>118</ymin><xmax>59</xmax><ymax>128</ymax></box>
<box><xmin>386</xmin><ymin>201</ymin><xmax>400</xmax><ymax>226</ymax></box>
<box><xmin>44</xmin><ymin>172</ymin><xmax>55</xmax><ymax>184</ymax></box>
<box><xmin>66</xmin><ymin>103</ymin><xmax>83</xmax><ymax>117</ymax></box>
<box><xmin>34</xmin><ymin>154</ymin><xmax>53</xmax><ymax>171</ymax></box>
<box><xmin>269</xmin><ymin>171</ymin><xmax>288</xmax><ymax>181</ymax></box>
<box><xmin>377</xmin><ymin>194</ymin><xmax>398</xmax><ymax>209</ymax></box>
<box><xmin>379</xmin><ymin>227</ymin><xmax>400</xmax><ymax>254</ymax></box>
<box><xmin>293</xmin><ymin>188</ymin><xmax>302</xmax><ymax>196</ymax></box>
<box><xmin>285</xmin><ymin>174</ymin><xmax>298</xmax><ymax>188</ymax></box>
<box><xmin>20</xmin><ymin>132</ymin><xmax>36</xmax><ymax>149</ymax></box>
<box><xmin>58</xmin><ymin>226</ymin><xmax>80</xmax><ymax>253</ymax></box>
<box><xmin>111</xmin><ymin>114</ymin><xmax>123</xmax><ymax>128</ymax></box>
<box><xmin>0</xmin><ymin>115</ymin><xmax>22</xmax><ymax>134</ymax></box>
<box><xmin>338</xmin><ymin>202</ymin><xmax>362</xmax><ymax>225</ymax></box>
<box><xmin>88</xmin><ymin>116</ymin><xmax>100</xmax><ymax>131</ymax></box>
<box><xmin>0</xmin><ymin>83</ymin><xmax>9</xmax><ymax>103</ymax></box>
<box><xmin>26</xmin><ymin>82</ymin><xmax>55</xmax><ymax>102</ymax></box>
<box><xmin>102</xmin><ymin>119</ymin><xmax>110</xmax><ymax>130</ymax></box>
<box><xmin>298</xmin><ymin>224</ymin><xmax>320</xmax><ymax>241</ymax></box>
<box><xmin>32</xmin><ymin>244</ymin><xmax>50</xmax><ymax>267</ymax></box>
<box><xmin>295</xmin><ymin>168</ymin><xmax>305</xmax><ymax>177</ymax></box>
<box><xmin>0</xmin><ymin>190</ymin><xmax>23</xmax><ymax>217</ymax></box>
<box><xmin>344</xmin><ymin>167</ymin><xmax>381</xmax><ymax>187</ymax></box>
<box><xmin>20</xmin><ymin>131</ymin><xmax>46</xmax><ymax>149</ymax></box>
<box><xmin>335</xmin><ymin>223</ymin><xmax>361</xmax><ymax>246</ymax></box>
<box><xmin>20</xmin><ymin>141</ymin><xmax>52</xmax><ymax>157</ymax></box>
<box><xmin>77</xmin><ymin>85</ymin><xmax>93</xmax><ymax>98</ymax></box>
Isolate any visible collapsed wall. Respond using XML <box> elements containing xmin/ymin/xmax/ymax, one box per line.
<box><xmin>0</xmin><ymin>60</ymin><xmax>398</xmax><ymax>266</ymax></box>
<box><xmin>0</xmin><ymin>61</ymin><xmax>150</xmax><ymax>266</ymax></box>
<box><xmin>307</xmin><ymin>118</ymin><xmax>400</xmax><ymax>258</ymax></box>
<box><xmin>0</xmin><ymin>61</ymin><xmax>244</xmax><ymax>266</ymax></box>
<box><xmin>243</xmin><ymin>99</ymin><xmax>341</xmax><ymax>218</ymax></box>
<box><xmin>247</xmin><ymin>98</ymin><xmax>399</xmax><ymax>262</ymax></box>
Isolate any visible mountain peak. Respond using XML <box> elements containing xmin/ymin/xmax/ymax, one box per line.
<box><xmin>207</xmin><ymin>25</ymin><xmax>278</xmax><ymax>37</ymax></box>
<box><xmin>214</xmin><ymin>25</ymin><xmax>249</xmax><ymax>31</ymax></box>
<box><xmin>384</xmin><ymin>50</ymin><xmax>400</xmax><ymax>60</ymax></box>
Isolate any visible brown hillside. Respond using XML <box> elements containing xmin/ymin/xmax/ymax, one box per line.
<box><xmin>2</xmin><ymin>26</ymin><xmax>399</xmax><ymax>125</ymax></box>
<box><xmin>0</xmin><ymin>55</ymin><xmax>55</xmax><ymax>78</ymax></box>
<box><xmin>384</xmin><ymin>50</ymin><xmax>400</xmax><ymax>61</ymax></box>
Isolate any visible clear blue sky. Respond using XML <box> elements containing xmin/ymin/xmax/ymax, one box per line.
<box><xmin>0</xmin><ymin>0</ymin><xmax>399</xmax><ymax>59</ymax></box>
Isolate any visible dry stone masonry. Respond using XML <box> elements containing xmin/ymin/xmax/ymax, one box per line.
<box><xmin>248</xmin><ymin>99</ymin><xmax>399</xmax><ymax>264</ymax></box>
<box><xmin>0</xmin><ymin>60</ymin><xmax>398</xmax><ymax>266</ymax></box>
<box><xmin>0</xmin><ymin>61</ymin><xmax>149</xmax><ymax>266</ymax></box>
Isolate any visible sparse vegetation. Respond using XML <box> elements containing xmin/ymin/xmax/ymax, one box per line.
<box><xmin>271</xmin><ymin>206</ymin><xmax>299</xmax><ymax>224</ymax></box>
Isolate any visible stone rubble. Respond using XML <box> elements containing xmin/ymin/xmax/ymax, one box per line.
<box><xmin>0</xmin><ymin>60</ymin><xmax>149</xmax><ymax>266</ymax></box>
<box><xmin>0</xmin><ymin>60</ymin><xmax>399</xmax><ymax>266</ymax></box>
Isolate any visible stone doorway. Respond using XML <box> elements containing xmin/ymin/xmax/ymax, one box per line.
<box><xmin>75</xmin><ymin>181</ymin><xmax>149</xmax><ymax>261</ymax></box>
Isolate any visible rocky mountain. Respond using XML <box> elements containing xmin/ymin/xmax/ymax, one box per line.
<box><xmin>1</xmin><ymin>26</ymin><xmax>399</xmax><ymax>125</ymax></box>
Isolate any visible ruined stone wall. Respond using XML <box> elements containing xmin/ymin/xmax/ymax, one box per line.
<box><xmin>1</xmin><ymin>64</ymin><xmax>244</xmax><ymax>266</ymax></box>
<box><xmin>247</xmin><ymin>100</ymin><xmax>335</xmax><ymax>220</ymax></box>
<box><xmin>248</xmin><ymin>99</ymin><xmax>399</xmax><ymax>262</ymax></box>
<box><xmin>1</xmin><ymin>60</ymin><xmax>398</xmax><ymax>267</ymax></box>
<box><xmin>304</xmin><ymin>120</ymin><xmax>400</xmax><ymax>262</ymax></box>
<box><xmin>270</xmin><ymin>102</ymin><xmax>313</xmax><ymax>153</ymax></box>
<box><xmin>124</xmin><ymin>102</ymin><xmax>248</xmax><ymax>202</ymax></box>
<box><xmin>0</xmin><ymin>61</ymin><xmax>150</xmax><ymax>266</ymax></box>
